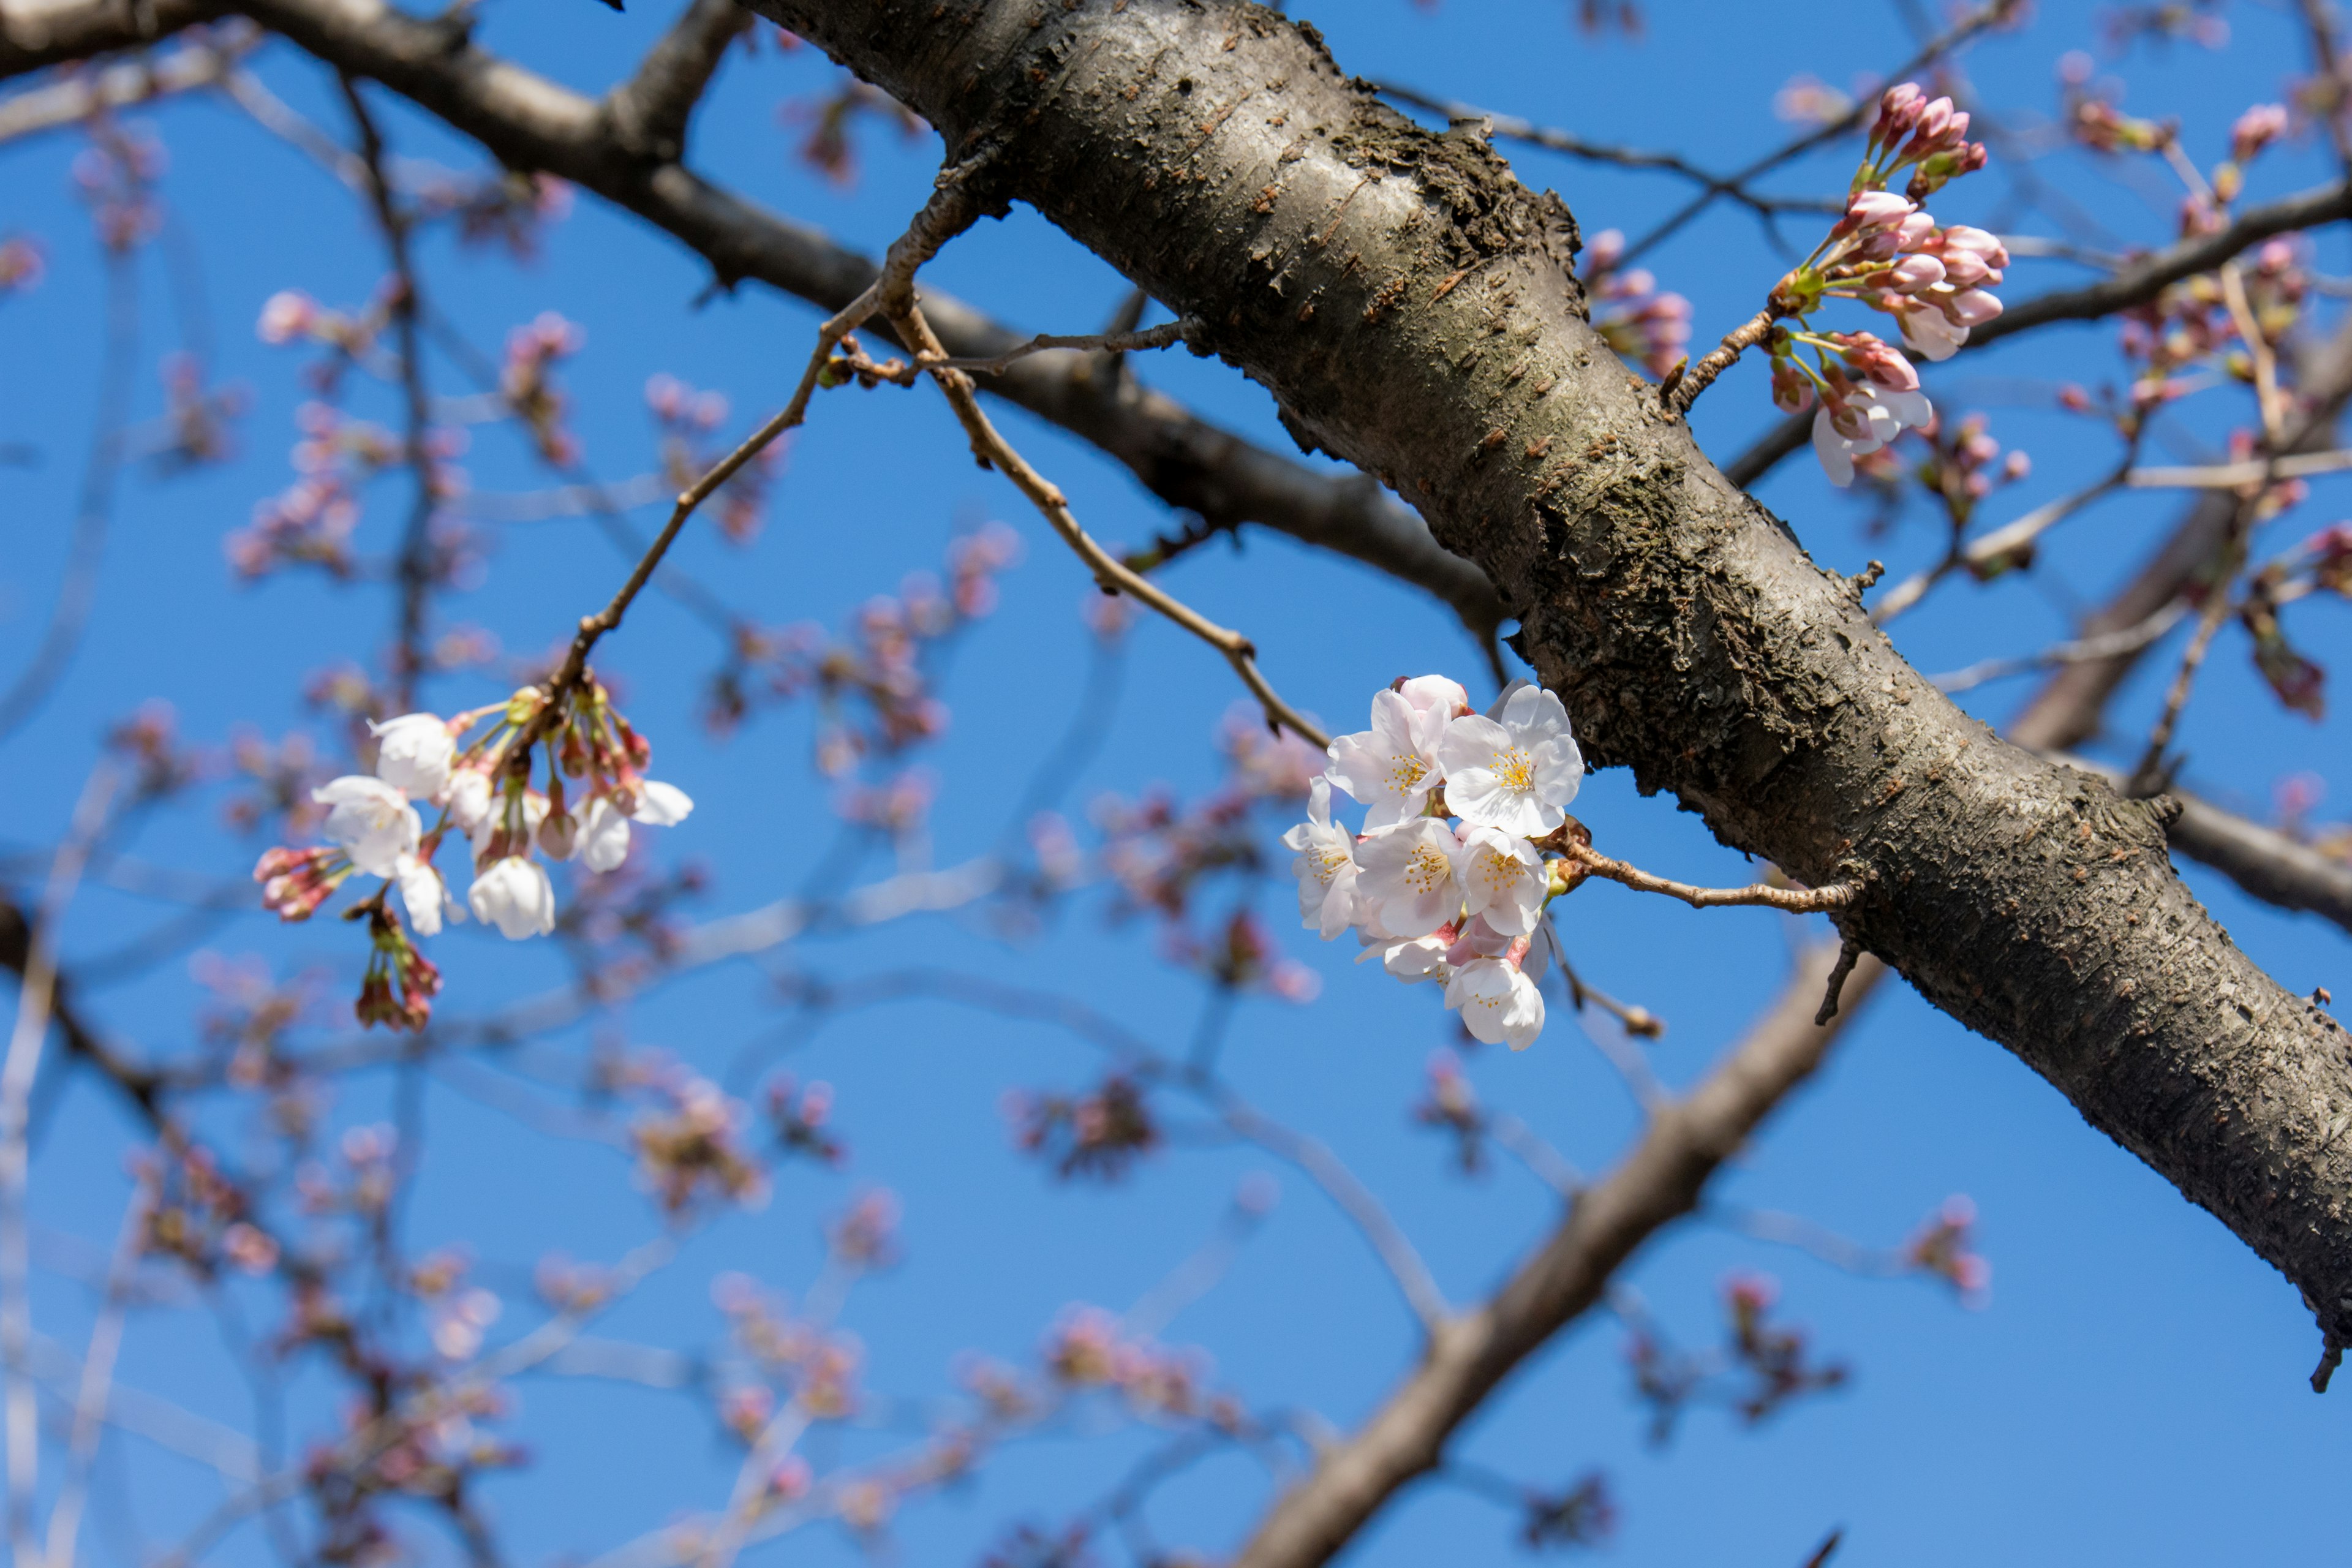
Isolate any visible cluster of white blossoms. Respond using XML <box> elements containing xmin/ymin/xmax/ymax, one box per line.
<box><xmin>1283</xmin><ymin>676</ymin><xmax>1584</xmax><ymax>1051</ymax></box>
<box><xmin>258</xmin><ymin>685</ymin><xmax>696</xmax><ymax>1025</ymax></box>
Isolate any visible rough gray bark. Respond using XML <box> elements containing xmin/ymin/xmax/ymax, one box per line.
<box><xmin>758</xmin><ymin>0</ymin><xmax>2352</xmax><ymax>1351</ymax></box>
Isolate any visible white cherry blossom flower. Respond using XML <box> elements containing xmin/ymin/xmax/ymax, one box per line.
<box><xmin>1357</xmin><ymin>927</ymin><xmax>1452</xmax><ymax>984</ymax></box>
<box><xmin>445</xmin><ymin>767</ymin><xmax>494</xmax><ymax>832</ymax></box>
<box><xmin>1281</xmin><ymin>777</ymin><xmax>1360</xmax><ymax>938</ymax></box>
<box><xmin>468</xmin><ymin>855</ymin><xmax>556</xmax><ymax>939</ymax></box>
<box><xmin>1455</xmin><ymin>826</ymin><xmax>1547</xmax><ymax>936</ymax></box>
<box><xmin>1393</xmin><ymin>674</ymin><xmax>1471</xmax><ymax>719</ymax></box>
<box><xmin>631</xmin><ymin>779</ymin><xmax>693</xmax><ymax>826</ymax></box>
<box><xmin>370</xmin><ymin>713</ymin><xmax>455</xmax><ymax>800</ymax></box>
<box><xmin>575</xmin><ymin>795</ymin><xmax>633</xmax><ymax>874</ymax></box>
<box><xmin>1444</xmin><ymin>957</ymin><xmax>1546</xmax><ymax>1050</ymax></box>
<box><xmin>1353</xmin><ymin>818</ymin><xmax>1463</xmax><ymax>938</ymax></box>
<box><xmin>1325</xmin><ymin>689</ymin><xmax>1448</xmax><ymax>830</ymax></box>
<box><xmin>1435</xmin><ymin>684</ymin><xmax>1583</xmax><ymax>837</ymax></box>
<box><xmin>313</xmin><ymin>776</ymin><xmax>421</xmax><ymax>878</ymax></box>
<box><xmin>394</xmin><ymin>853</ymin><xmax>462</xmax><ymax>937</ymax></box>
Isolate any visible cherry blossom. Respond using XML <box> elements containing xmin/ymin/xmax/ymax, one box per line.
<box><xmin>1455</xmin><ymin>826</ymin><xmax>1548</xmax><ymax>937</ymax></box>
<box><xmin>469</xmin><ymin>855</ymin><xmax>557</xmax><ymax>939</ymax></box>
<box><xmin>1282</xmin><ymin>777</ymin><xmax>1362</xmax><ymax>938</ymax></box>
<box><xmin>370</xmin><ymin>712</ymin><xmax>456</xmax><ymax>799</ymax></box>
<box><xmin>1444</xmin><ymin>957</ymin><xmax>1547</xmax><ymax>1050</ymax></box>
<box><xmin>1325</xmin><ymin>688</ymin><xmax>1448</xmax><ymax>829</ymax></box>
<box><xmin>395</xmin><ymin>853</ymin><xmax>462</xmax><ymax>937</ymax></box>
<box><xmin>1353</xmin><ymin>818</ymin><xmax>1464</xmax><ymax>939</ymax></box>
<box><xmin>313</xmin><ymin>775</ymin><xmax>420</xmax><ymax>876</ymax></box>
<box><xmin>1435</xmin><ymin>684</ymin><xmax>1583</xmax><ymax>838</ymax></box>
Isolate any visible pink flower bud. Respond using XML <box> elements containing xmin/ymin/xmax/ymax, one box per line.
<box><xmin>1940</xmin><ymin>250</ymin><xmax>1992</xmax><ymax>288</ymax></box>
<box><xmin>2231</xmin><ymin>103</ymin><xmax>2288</xmax><ymax>165</ymax></box>
<box><xmin>1914</xmin><ymin>96</ymin><xmax>1955</xmax><ymax>145</ymax></box>
<box><xmin>1842</xmin><ymin>333</ymin><xmax>1920</xmax><ymax>391</ymax></box>
<box><xmin>1943</xmin><ymin>110</ymin><xmax>1972</xmax><ymax>146</ymax></box>
<box><xmin>1888</xmin><ymin>254</ymin><xmax>1947</xmax><ymax>293</ymax></box>
<box><xmin>1936</xmin><ymin>225</ymin><xmax>2010</xmax><ymax>268</ymax></box>
<box><xmin>1946</xmin><ymin>288</ymin><xmax>2003</xmax><ymax>326</ymax></box>
<box><xmin>1876</xmin><ymin>81</ymin><xmax>1926</xmax><ymax>143</ymax></box>
<box><xmin>1847</xmin><ymin>190</ymin><xmax>1917</xmax><ymax>231</ymax></box>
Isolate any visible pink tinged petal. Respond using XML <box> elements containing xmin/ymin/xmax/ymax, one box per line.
<box><xmin>630</xmin><ymin>779</ymin><xmax>693</xmax><ymax>826</ymax></box>
<box><xmin>1813</xmin><ymin>409</ymin><xmax>1858</xmax><ymax>487</ymax></box>
<box><xmin>1395</xmin><ymin>674</ymin><xmax>1471</xmax><ymax>718</ymax></box>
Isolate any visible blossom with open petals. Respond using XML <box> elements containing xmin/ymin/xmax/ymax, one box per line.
<box><xmin>394</xmin><ymin>853</ymin><xmax>461</xmax><ymax>937</ymax></box>
<box><xmin>1811</xmin><ymin>385</ymin><xmax>1933</xmax><ymax>487</ymax></box>
<box><xmin>1353</xmin><ymin>818</ymin><xmax>1463</xmax><ymax>938</ymax></box>
<box><xmin>1434</xmin><ymin>684</ymin><xmax>1582</xmax><ymax>838</ymax></box>
<box><xmin>445</xmin><ymin>767</ymin><xmax>494</xmax><ymax>832</ymax></box>
<box><xmin>468</xmin><ymin>855</ymin><xmax>556</xmax><ymax>939</ymax></box>
<box><xmin>575</xmin><ymin>796</ymin><xmax>633</xmax><ymax>873</ymax></box>
<box><xmin>631</xmin><ymin>778</ymin><xmax>693</xmax><ymax>825</ymax></box>
<box><xmin>1325</xmin><ymin>689</ymin><xmax>1447</xmax><ymax>830</ymax></box>
<box><xmin>1444</xmin><ymin>957</ymin><xmax>1546</xmax><ymax>1050</ymax></box>
<box><xmin>313</xmin><ymin>776</ymin><xmax>420</xmax><ymax>877</ymax></box>
<box><xmin>371</xmin><ymin>713</ymin><xmax>454</xmax><ymax>799</ymax></box>
<box><xmin>1358</xmin><ymin>927</ymin><xmax>1452</xmax><ymax>984</ymax></box>
<box><xmin>1455</xmin><ymin>826</ymin><xmax>1547</xmax><ymax>937</ymax></box>
<box><xmin>1281</xmin><ymin>777</ymin><xmax>1361</xmax><ymax>938</ymax></box>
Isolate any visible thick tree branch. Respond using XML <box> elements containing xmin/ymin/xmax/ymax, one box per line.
<box><xmin>603</xmin><ymin>0</ymin><xmax>747</xmax><ymax>163</ymax></box>
<box><xmin>761</xmin><ymin>0</ymin><xmax>2352</xmax><ymax>1370</ymax></box>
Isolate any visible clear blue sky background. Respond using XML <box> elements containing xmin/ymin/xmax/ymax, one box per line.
<box><xmin>2</xmin><ymin>0</ymin><xmax>2349</xmax><ymax>1563</ymax></box>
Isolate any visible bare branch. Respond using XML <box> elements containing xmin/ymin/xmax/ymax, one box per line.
<box><xmin>1558</xmin><ymin>839</ymin><xmax>1860</xmax><ymax>913</ymax></box>
<box><xmin>604</xmin><ymin>0</ymin><xmax>748</xmax><ymax>162</ymax></box>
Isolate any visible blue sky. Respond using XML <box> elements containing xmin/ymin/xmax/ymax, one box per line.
<box><xmin>2</xmin><ymin>0</ymin><xmax>2349</xmax><ymax>1563</ymax></box>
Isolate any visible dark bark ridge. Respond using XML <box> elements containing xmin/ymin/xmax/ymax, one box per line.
<box><xmin>761</xmin><ymin>0</ymin><xmax>2352</xmax><ymax>1348</ymax></box>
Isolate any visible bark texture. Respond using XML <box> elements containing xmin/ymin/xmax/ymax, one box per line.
<box><xmin>758</xmin><ymin>0</ymin><xmax>2352</xmax><ymax>1347</ymax></box>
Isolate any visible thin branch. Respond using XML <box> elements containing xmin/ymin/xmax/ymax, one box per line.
<box><xmin>894</xmin><ymin>295</ymin><xmax>1329</xmax><ymax>748</ymax></box>
<box><xmin>604</xmin><ymin>0</ymin><xmax>749</xmax><ymax>161</ymax></box>
<box><xmin>1558</xmin><ymin>840</ymin><xmax>1860</xmax><ymax>913</ymax></box>
<box><xmin>1374</xmin><ymin>81</ymin><xmax>1842</xmax><ymax>221</ymax></box>
<box><xmin>1616</xmin><ymin>0</ymin><xmax>2018</xmax><ymax>266</ymax></box>
<box><xmin>921</xmin><ymin>317</ymin><xmax>1194</xmax><ymax>378</ymax></box>
<box><xmin>0</xmin><ymin>764</ymin><xmax>116</xmax><ymax>1566</ymax></box>
<box><xmin>42</xmin><ymin>1177</ymin><xmax>151</xmax><ymax>1568</ymax></box>
<box><xmin>337</xmin><ymin>73</ymin><xmax>437</xmax><ymax>712</ymax></box>
<box><xmin>1930</xmin><ymin>601</ymin><xmax>2187</xmax><ymax>693</ymax></box>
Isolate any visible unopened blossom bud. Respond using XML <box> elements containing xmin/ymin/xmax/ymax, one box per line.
<box><xmin>1770</xmin><ymin>356</ymin><xmax>1816</xmax><ymax>413</ymax></box>
<box><xmin>1939</xmin><ymin>249</ymin><xmax>1994</xmax><ymax>288</ymax></box>
<box><xmin>1874</xmin><ymin>82</ymin><xmax>1925</xmax><ymax>146</ymax></box>
<box><xmin>255</xmin><ymin>845</ymin><xmax>342</xmax><ymax>921</ymax></box>
<box><xmin>446</xmin><ymin>767</ymin><xmax>493</xmax><ymax>832</ymax></box>
<box><xmin>616</xmin><ymin>717</ymin><xmax>652</xmax><ymax>771</ymax></box>
<box><xmin>1841</xmin><ymin>333</ymin><xmax>1920</xmax><ymax>391</ymax></box>
<box><xmin>1845</xmin><ymin>190</ymin><xmax>1915</xmax><ymax>232</ymax></box>
<box><xmin>1947</xmin><ymin>288</ymin><xmax>2003</xmax><ymax>326</ymax></box>
<box><xmin>1909</xmin><ymin>96</ymin><xmax>1955</xmax><ymax>150</ymax></box>
<box><xmin>538</xmin><ymin>809</ymin><xmax>578</xmax><ymax>861</ymax></box>
<box><xmin>1888</xmin><ymin>254</ymin><xmax>1946</xmax><ymax>293</ymax></box>
<box><xmin>257</xmin><ymin>290</ymin><xmax>315</xmax><ymax>344</ymax></box>
<box><xmin>2231</xmin><ymin>103</ymin><xmax>2288</xmax><ymax>164</ymax></box>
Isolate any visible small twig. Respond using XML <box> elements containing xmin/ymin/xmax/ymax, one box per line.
<box><xmin>893</xmin><ymin>295</ymin><xmax>1327</xmax><ymax>747</ymax></box>
<box><xmin>1558</xmin><ymin>840</ymin><xmax>1860</xmax><ymax>913</ymax></box>
<box><xmin>1801</xmin><ymin>1528</ymin><xmax>1846</xmax><ymax>1568</ymax></box>
<box><xmin>1931</xmin><ymin>600</ymin><xmax>2188</xmax><ymax>693</ymax></box>
<box><xmin>2218</xmin><ymin>261</ymin><xmax>2288</xmax><ymax>446</ymax></box>
<box><xmin>2315</xmin><ymin>1333</ymin><xmax>2344</xmax><ymax>1394</ymax></box>
<box><xmin>1664</xmin><ymin>306</ymin><xmax>1780</xmax><ymax>416</ymax></box>
<box><xmin>338</xmin><ymin>73</ymin><xmax>437</xmax><ymax>712</ymax></box>
<box><xmin>42</xmin><ymin>1177</ymin><xmax>151</xmax><ymax>1567</ymax></box>
<box><xmin>2127</xmin><ymin>579</ymin><xmax>2234</xmax><ymax>794</ymax></box>
<box><xmin>918</xmin><ymin>317</ymin><xmax>1194</xmax><ymax>378</ymax></box>
<box><xmin>1813</xmin><ymin>936</ymin><xmax>1864</xmax><ymax>1027</ymax></box>
<box><xmin>2124</xmin><ymin>447</ymin><xmax>2352</xmax><ymax>488</ymax></box>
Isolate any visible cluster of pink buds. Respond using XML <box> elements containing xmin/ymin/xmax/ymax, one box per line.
<box><xmin>501</xmin><ymin>312</ymin><xmax>586</xmax><ymax>465</ymax></box>
<box><xmin>1005</xmin><ymin>1073</ymin><xmax>1161</xmax><ymax>1183</ymax></box>
<box><xmin>1903</xmin><ymin>1195</ymin><xmax>1992</xmax><ymax>1305</ymax></box>
<box><xmin>1042</xmin><ymin>1305</ymin><xmax>1213</xmax><ymax>1420</ymax></box>
<box><xmin>412</xmin><ymin>169</ymin><xmax>573</xmax><ymax>262</ymax></box>
<box><xmin>353</xmin><ymin>903</ymin><xmax>441</xmax><ymax>1031</ymax></box>
<box><xmin>251</xmin><ymin>682</ymin><xmax>694</xmax><ymax>1031</ymax></box>
<box><xmin>1284</xmin><ymin>676</ymin><xmax>1584</xmax><ymax>1051</ymax></box>
<box><xmin>257</xmin><ymin>288</ymin><xmax>387</xmax><ymax>363</ymax></box>
<box><xmin>1743</xmin><ymin>83</ymin><xmax>2004</xmax><ymax>486</ymax></box>
<box><xmin>1583</xmin><ymin>229</ymin><xmax>1694</xmax><ymax>380</ymax></box>
<box><xmin>72</xmin><ymin>121</ymin><xmax>167</xmax><ymax>252</ymax></box>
